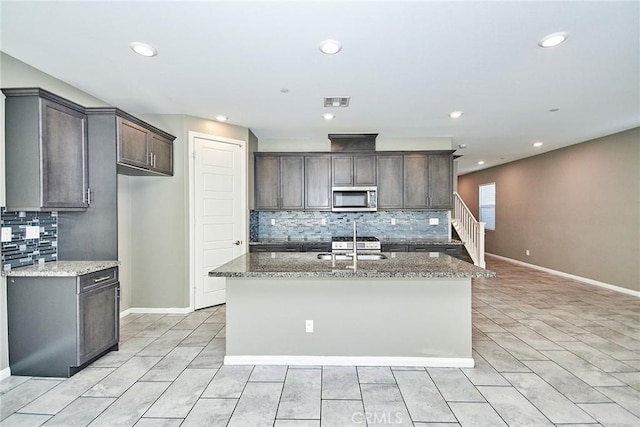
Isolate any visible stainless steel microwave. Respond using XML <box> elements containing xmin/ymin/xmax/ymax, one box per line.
<box><xmin>331</xmin><ymin>187</ymin><xmax>378</xmax><ymax>212</ymax></box>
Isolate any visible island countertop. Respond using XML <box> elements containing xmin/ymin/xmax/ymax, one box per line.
<box><xmin>210</xmin><ymin>252</ymin><xmax>494</xmax><ymax>279</ymax></box>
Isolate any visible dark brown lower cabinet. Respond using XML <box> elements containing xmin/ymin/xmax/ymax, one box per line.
<box><xmin>7</xmin><ymin>267</ymin><xmax>120</xmax><ymax>378</ymax></box>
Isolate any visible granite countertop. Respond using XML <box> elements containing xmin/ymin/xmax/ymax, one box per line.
<box><xmin>249</xmin><ymin>238</ymin><xmax>464</xmax><ymax>246</ymax></box>
<box><xmin>381</xmin><ymin>238</ymin><xmax>464</xmax><ymax>245</ymax></box>
<box><xmin>249</xmin><ymin>239</ymin><xmax>330</xmax><ymax>246</ymax></box>
<box><xmin>2</xmin><ymin>261</ymin><xmax>119</xmax><ymax>277</ymax></box>
<box><xmin>210</xmin><ymin>252</ymin><xmax>494</xmax><ymax>279</ymax></box>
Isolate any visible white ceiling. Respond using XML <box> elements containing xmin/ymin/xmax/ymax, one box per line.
<box><xmin>1</xmin><ymin>1</ymin><xmax>638</xmax><ymax>174</ymax></box>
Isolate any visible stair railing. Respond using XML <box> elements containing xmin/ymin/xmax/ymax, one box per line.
<box><xmin>452</xmin><ymin>192</ymin><xmax>486</xmax><ymax>268</ymax></box>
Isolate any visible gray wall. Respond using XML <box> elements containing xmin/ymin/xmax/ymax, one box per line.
<box><xmin>124</xmin><ymin>114</ymin><xmax>251</xmax><ymax>309</ymax></box>
<box><xmin>458</xmin><ymin>128</ymin><xmax>640</xmax><ymax>292</ymax></box>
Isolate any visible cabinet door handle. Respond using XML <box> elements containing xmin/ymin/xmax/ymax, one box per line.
<box><xmin>234</xmin><ymin>240</ymin><xmax>242</xmax><ymax>245</ymax></box>
<box><xmin>93</xmin><ymin>275</ymin><xmax>112</xmax><ymax>283</ymax></box>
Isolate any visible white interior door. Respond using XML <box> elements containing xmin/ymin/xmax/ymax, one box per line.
<box><xmin>194</xmin><ymin>136</ymin><xmax>245</xmax><ymax>309</ymax></box>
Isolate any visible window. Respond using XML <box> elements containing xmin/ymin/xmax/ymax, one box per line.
<box><xmin>479</xmin><ymin>183</ymin><xmax>496</xmax><ymax>230</ymax></box>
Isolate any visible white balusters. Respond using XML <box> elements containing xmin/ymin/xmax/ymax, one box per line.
<box><xmin>452</xmin><ymin>192</ymin><xmax>486</xmax><ymax>268</ymax></box>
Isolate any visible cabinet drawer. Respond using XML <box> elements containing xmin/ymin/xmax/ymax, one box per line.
<box><xmin>250</xmin><ymin>245</ymin><xmax>301</xmax><ymax>253</ymax></box>
<box><xmin>381</xmin><ymin>244</ymin><xmax>408</xmax><ymax>252</ymax></box>
<box><xmin>442</xmin><ymin>246</ymin><xmax>462</xmax><ymax>255</ymax></box>
<box><xmin>409</xmin><ymin>245</ymin><xmax>462</xmax><ymax>255</ymax></box>
<box><xmin>302</xmin><ymin>243</ymin><xmax>332</xmax><ymax>252</ymax></box>
<box><xmin>79</xmin><ymin>267</ymin><xmax>119</xmax><ymax>293</ymax></box>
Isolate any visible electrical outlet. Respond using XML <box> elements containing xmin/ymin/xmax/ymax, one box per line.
<box><xmin>525</xmin><ymin>249</ymin><xmax>530</xmax><ymax>256</ymax></box>
<box><xmin>271</xmin><ymin>219</ymin><xmax>276</xmax><ymax>225</ymax></box>
<box><xmin>305</xmin><ymin>319</ymin><xmax>314</xmax><ymax>333</ymax></box>
<box><xmin>25</xmin><ymin>226</ymin><xmax>39</xmax><ymax>239</ymax></box>
<box><xmin>429</xmin><ymin>218</ymin><xmax>439</xmax><ymax>226</ymax></box>
<box><xmin>391</xmin><ymin>218</ymin><xmax>396</xmax><ymax>225</ymax></box>
<box><xmin>1</xmin><ymin>227</ymin><xmax>11</xmax><ymax>243</ymax></box>
<box><xmin>321</xmin><ymin>218</ymin><xmax>326</xmax><ymax>225</ymax></box>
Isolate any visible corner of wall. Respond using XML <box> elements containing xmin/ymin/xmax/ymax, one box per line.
<box><xmin>117</xmin><ymin>174</ymin><xmax>133</xmax><ymax>311</ymax></box>
<box><xmin>0</xmin><ymin>66</ymin><xmax>9</xmax><ymax>372</ymax></box>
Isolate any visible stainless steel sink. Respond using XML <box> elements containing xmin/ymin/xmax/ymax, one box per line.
<box><xmin>316</xmin><ymin>253</ymin><xmax>387</xmax><ymax>261</ymax></box>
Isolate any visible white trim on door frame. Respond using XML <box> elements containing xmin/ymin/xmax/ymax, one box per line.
<box><xmin>188</xmin><ymin>131</ymin><xmax>247</xmax><ymax>312</ymax></box>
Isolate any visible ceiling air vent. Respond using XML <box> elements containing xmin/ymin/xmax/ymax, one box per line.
<box><xmin>324</xmin><ymin>96</ymin><xmax>350</xmax><ymax>107</ymax></box>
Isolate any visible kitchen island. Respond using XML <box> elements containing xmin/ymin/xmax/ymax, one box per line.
<box><xmin>210</xmin><ymin>252</ymin><xmax>494</xmax><ymax>367</ymax></box>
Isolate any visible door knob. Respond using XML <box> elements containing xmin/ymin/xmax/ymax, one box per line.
<box><xmin>234</xmin><ymin>240</ymin><xmax>242</xmax><ymax>245</ymax></box>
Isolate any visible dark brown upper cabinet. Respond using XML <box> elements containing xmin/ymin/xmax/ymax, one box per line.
<box><xmin>403</xmin><ymin>153</ymin><xmax>454</xmax><ymax>209</ymax></box>
<box><xmin>377</xmin><ymin>155</ymin><xmax>404</xmax><ymax>209</ymax></box>
<box><xmin>281</xmin><ymin>156</ymin><xmax>305</xmax><ymax>209</ymax></box>
<box><xmin>253</xmin><ymin>150</ymin><xmax>453</xmax><ymax>211</ymax></box>
<box><xmin>116</xmin><ymin>113</ymin><xmax>175</xmax><ymax>176</ymax></box>
<box><xmin>332</xmin><ymin>155</ymin><xmax>377</xmax><ymax>187</ymax></box>
<box><xmin>403</xmin><ymin>154</ymin><xmax>430</xmax><ymax>208</ymax></box>
<box><xmin>3</xmin><ymin>88</ymin><xmax>89</xmax><ymax>211</ymax></box>
<box><xmin>427</xmin><ymin>154</ymin><xmax>454</xmax><ymax>209</ymax></box>
<box><xmin>305</xmin><ymin>156</ymin><xmax>332</xmax><ymax>210</ymax></box>
<box><xmin>254</xmin><ymin>154</ymin><xmax>305</xmax><ymax>210</ymax></box>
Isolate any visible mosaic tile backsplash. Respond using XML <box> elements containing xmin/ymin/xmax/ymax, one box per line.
<box><xmin>250</xmin><ymin>210</ymin><xmax>450</xmax><ymax>241</ymax></box>
<box><xmin>1</xmin><ymin>208</ymin><xmax>58</xmax><ymax>270</ymax></box>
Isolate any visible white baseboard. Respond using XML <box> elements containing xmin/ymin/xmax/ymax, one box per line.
<box><xmin>120</xmin><ymin>307</ymin><xmax>193</xmax><ymax>318</ymax></box>
<box><xmin>486</xmin><ymin>253</ymin><xmax>640</xmax><ymax>297</ymax></box>
<box><xmin>0</xmin><ymin>366</ymin><xmax>11</xmax><ymax>380</ymax></box>
<box><xmin>224</xmin><ymin>355</ymin><xmax>475</xmax><ymax>368</ymax></box>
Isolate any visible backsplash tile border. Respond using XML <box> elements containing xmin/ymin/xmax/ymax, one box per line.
<box><xmin>1</xmin><ymin>207</ymin><xmax>58</xmax><ymax>270</ymax></box>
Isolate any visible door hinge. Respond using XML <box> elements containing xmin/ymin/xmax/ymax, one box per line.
<box><xmin>86</xmin><ymin>187</ymin><xmax>92</xmax><ymax>205</ymax></box>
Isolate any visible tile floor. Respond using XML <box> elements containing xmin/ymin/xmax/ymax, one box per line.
<box><xmin>1</xmin><ymin>257</ymin><xmax>639</xmax><ymax>426</ymax></box>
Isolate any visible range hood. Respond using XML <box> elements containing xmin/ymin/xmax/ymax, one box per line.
<box><xmin>329</xmin><ymin>133</ymin><xmax>378</xmax><ymax>152</ymax></box>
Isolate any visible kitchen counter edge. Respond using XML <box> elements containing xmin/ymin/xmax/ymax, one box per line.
<box><xmin>210</xmin><ymin>252</ymin><xmax>494</xmax><ymax>279</ymax></box>
<box><xmin>2</xmin><ymin>260</ymin><xmax>120</xmax><ymax>277</ymax></box>
<box><xmin>249</xmin><ymin>239</ymin><xmax>464</xmax><ymax>246</ymax></box>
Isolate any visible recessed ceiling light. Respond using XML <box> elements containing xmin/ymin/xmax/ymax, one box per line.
<box><xmin>214</xmin><ymin>115</ymin><xmax>228</xmax><ymax>122</ymax></box>
<box><xmin>322</xmin><ymin>113</ymin><xmax>335</xmax><ymax>120</ymax></box>
<box><xmin>538</xmin><ymin>32</ymin><xmax>568</xmax><ymax>48</ymax></box>
<box><xmin>478</xmin><ymin>161</ymin><xmax>485</xmax><ymax>165</ymax></box>
<box><xmin>319</xmin><ymin>39</ymin><xmax>342</xmax><ymax>55</ymax></box>
<box><xmin>130</xmin><ymin>42</ymin><xmax>157</xmax><ymax>57</ymax></box>
<box><xmin>449</xmin><ymin>111</ymin><xmax>463</xmax><ymax>119</ymax></box>
<box><xmin>533</xmin><ymin>142</ymin><xmax>544</xmax><ymax>147</ymax></box>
